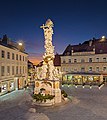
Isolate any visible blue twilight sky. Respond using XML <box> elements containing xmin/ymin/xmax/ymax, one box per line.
<box><xmin>0</xmin><ymin>0</ymin><xmax>107</xmax><ymax>64</ymax></box>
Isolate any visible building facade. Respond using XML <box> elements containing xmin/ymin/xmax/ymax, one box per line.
<box><xmin>0</xmin><ymin>35</ymin><xmax>28</xmax><ymax>95</ymax></box>
<box><xmin>28</xmin><ymin>60</ymin><xmax>35</xmax><ymax>83</ymax></box>
<box><xmin>61</xmin><ymin>36</ymin><xmax>107</xmax><ymax>85</ymax></box>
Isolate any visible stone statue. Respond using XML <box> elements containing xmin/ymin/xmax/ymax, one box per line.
<box><xmin>40</xmin><ymin>19</ymin><xmax>59</xmax><ymax>80</ymax></box>
<box><xmin>34</xmin><ymin>19</ymin><xmax>62</xmax><ymax>104</ymax></box>
<box><xmin>41</xmin><ymin>62</ymin><xmax>48</xmax><ymax>79</ymax></box>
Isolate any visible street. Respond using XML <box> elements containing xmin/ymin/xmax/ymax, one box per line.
<box><xmin>0</xmin><ymin>85</ymin><xmax>107</xmax><ymax>120</ymax></box>
<box><xmin>0</xmin><ymin>88</ymin><xmax>49</xmax><ymax>120</ymax></box>
<box><xmin>36</xmin><ymin>85</ymin><xmax>107</xmax><ymax>120</ymax></box>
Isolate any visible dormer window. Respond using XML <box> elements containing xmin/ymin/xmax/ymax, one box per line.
<box><xmin>67</xmin><ymin>52</ymin><xmax>70</xmax><ymax>55</ymax></box>
<box><xmin>100</xmin><ymin>50</ymin><xmax>103</xmax><ymax>53</ymax></box>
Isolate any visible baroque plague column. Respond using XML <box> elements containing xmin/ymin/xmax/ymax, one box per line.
<box><xmin>34</xmin><ymin>19</ymin><xmax>61</xmax><ymax>104</ymax></box>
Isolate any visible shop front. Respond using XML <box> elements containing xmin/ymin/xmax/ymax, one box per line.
<box><xmin>15</xmin><ymin>75</ymin><xmax>27</xmax><ymax>90</ymax></box>
<box><xmin>0</xmin><ymin>79</ymin><xmax>15</xmax><ymax>95</ymax></box>
<box><xmin>62</xmin><ymin>72</ymin><xmax>103</xmax><ymax>85</ymax></box>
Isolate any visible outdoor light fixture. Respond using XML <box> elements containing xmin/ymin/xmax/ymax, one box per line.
<box><xmin>18</xmin><ymin>42</ymin><xmax>23</xmax><ymax>46</ymax></box>
<box><xmin>102</xmin><ymin>36</ymin><xmax>106</xmax><ymax>39</ymax></box>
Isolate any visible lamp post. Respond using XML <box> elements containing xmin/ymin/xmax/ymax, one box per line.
<box><xmin>18</xmin><ymin>41</ymin><xmax>25</xmax><ymax>51</ymax></box>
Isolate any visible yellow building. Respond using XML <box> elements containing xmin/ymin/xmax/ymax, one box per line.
<box><xmin>0</xmin><ymin>35</ymin><xmax>28</xmax><ymax>95</ymax></box>
<box><xmin>61</xmin><ymin>36</ymin><xmax>107</xmax><ymax>85</ymax></box>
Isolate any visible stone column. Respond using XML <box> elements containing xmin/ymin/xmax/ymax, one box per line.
<box><xmin>7</xmin><ymin>81</ymin><xmax>10</xmax><ymax>92</ymax></box>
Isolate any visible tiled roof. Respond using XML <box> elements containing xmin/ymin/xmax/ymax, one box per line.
<box><xmin>62</xmin><ymin>37</ymin><xmax>107</xmax><ymax>56</ymax></box>
<box><xmin>0</xmin><ymin>35</ymin><xmax>27</xmax><ymax>54</ymax></box>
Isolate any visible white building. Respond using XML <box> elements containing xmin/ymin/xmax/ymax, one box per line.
<box><xmin>61</xmin><ymin>36</ymin><xmax>107</xmax><ymax>85</ymax></box>
<box><xmin>0</xmin><ymin>35</ymin><xmax>28</xmax><ymax>95</ymax></box>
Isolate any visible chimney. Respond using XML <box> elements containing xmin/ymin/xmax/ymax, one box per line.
<box><xmin>2</xmin><ymin>34</ymin><xmax>9</xmax><ymax>44</ymax></box>
<box><xmin>93</xmin><ymin>47</ymin><xmax>95</xmax><ymax>52</ymax></box>
<box><xmin>71</xmin><ymin>47</ymin><xmax>74</xmax><ymax>53</ymax></box>
<box><xmin>89</xmin><ymin>40</ymin><xmax>92</xmax><ymax>46</ymax></box>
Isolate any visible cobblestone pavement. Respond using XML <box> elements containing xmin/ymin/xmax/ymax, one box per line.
<box><xmin>0</xmin><ymin>85</ymin><xmax>107</xmax><ymax>120</ymax></box>
<box><xmin>36</xmin><ymin>85</ymin><xmax>107</xmax><ymax>120</ymax></box>
<box><xmin>0</xmin><ymin>88</ymin><xmax>49</xmax><ymax>120</ymax></box>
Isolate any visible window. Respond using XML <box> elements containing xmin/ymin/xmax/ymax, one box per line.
<box><xmin>103</xmin><ymin>67</ymin><xmax>106</xmax><ymax>71</ymax></box>
<box><xmin>1</xmin><ymin>50</ymin><xmax>5</xmax><ymax>58</ymax></box>
<box><xmin>7</xmin><ymin>52</ymin><xmax>10</xmax><ymax>59</ymax></box>
<box><xmin>16</xmin><ymin>54</ymin><xmax>18</xmax><ymax>60</ymax></box>
<box><xmin>23</xmin><ymin>56</ymin><xmax>24</xmax><ymax>61</ymax></box>
<box><xmin>67</xmin><ymin>52</ymin><xmax>70</xmax><ymax>55</ymax></box>
<box><xmin>10</xmin><ymin>82</ymin><xmax>14</xmax><ymax>90</ymax></box>
<box><xmin>63</xmin><ymin>60</ymin><xmax>66</xmax><ymax>63</ymax></box>
<box><xmin>12</xmin><ymin>53</ymin><xmax>14</xmax><ymax>60</ymax></box>
<box><xmin>68</xmin><ymin>68</ymin><xmax>71</xmax><ymax>72</ymax></box>
<box><xmin>16</xmin><ymin>66</ymin><xmax>18</xmax><ymax>74</ymax></box>
<box><xmin>81</xmin><ymin>59</ymin><xmax>85</xmax><ymax>63</ymax></box>
<box><xmin>74</xmin><ymin>69</ymin><xmax>77</xmax><ymax>71</ymax></box>
<box><xmin>81</xmin><ymin>67</ymin><xmax>85</xmax><ymax>72</ymax></box>
<box><xmin>20</xmin><ymin>66</ymin><xmax>21</xmax><ymax>74</ymax></box>
<box><xmin>96</xmin><ymin>67</ymin><xmax>99</xmax><ymax>72</ymax></box>
<box><xmin>1</xmin><ymin>66</ymin><xmax>5</xmax><ymax>76</ymax></box>
<box><xmin>103</xmin><ymin>58</ymin><xmax>106</xmax><ymax>62</ymax></box>
<box><xmin>89</xmin><ymin>67</ymin><xmax>92</xmax><ymax>71</ymax></box>
<box><xmin>20</xmin><ymin>55</ymin><xmax>21</xmax><ymax>61</ymax></box>
<box><xmin>96</xmin><ymin>58</ymin><xmax>99</xmax><ymax>62</ymax></box>
<box><xmin>89</xmin><ymin>58</ymin><xmax>92</xmax><ymax>62</ymax></box>
<box><xmin>7</xmin><ymin>66</ymin><xmax>10</xmax><ymax>75</ymax></box>
<box><xmin>1</xmin><ymin>84</ymin><xmax>7</xmax><ymax>92</ymax></box>
<box><xmin>74</xmin><ymin>59</ymin><xmax>77</xmax><ymax>63</ymax></box>
<box><xmin>12</xmin><ymin>66</ymin><xmax>14</xmax><ymax>75</ymax></box>
<box><xmin>100</xmin><ymin>50</ymin><xmax>103</xmax><ymax>53</ymax></box>
<box><xmin>69</xmin><ymin>59</ymin><xmax>71</xmax><ymax>63</ymax></box>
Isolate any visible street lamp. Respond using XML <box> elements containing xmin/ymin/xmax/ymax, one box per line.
<box><xmin>18</xmin><ymin>42</ymin><xmax>23</xmax><ymax>46</ymax></box>
<box><xmin>17</xmin><ymin>41</ymin><xmax>25</xmax><ymax>52</ymax></box>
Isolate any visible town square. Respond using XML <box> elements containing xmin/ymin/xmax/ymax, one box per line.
<box><xmin>0</xmin><ymin>0</ymin><xmax>107</xmax><ymax>120</ymax></box>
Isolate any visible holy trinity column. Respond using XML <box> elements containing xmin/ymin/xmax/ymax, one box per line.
<box><xmin>34</xmin><ymin>19</ymin><xmax>61</xmax><ymax>105</ymax></box>
<box><xmin>40</xmin><ymin>19</ymin><xmax>59</xmax><ymax>80</ymax></box>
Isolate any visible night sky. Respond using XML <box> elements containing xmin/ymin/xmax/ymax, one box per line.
<box><xmin>0</xmin><ymin>0</ymin><xmax>107</xmax><ymax>64</ymax></box>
